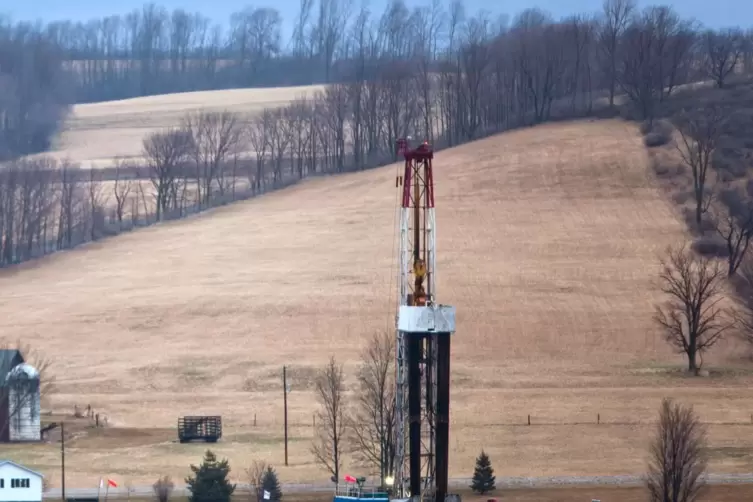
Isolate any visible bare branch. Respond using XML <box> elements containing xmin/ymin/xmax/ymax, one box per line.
<box><xmin>247</xmin><ymin>112</ymin><xmax>271</xmax><ymax>192</ymax></box>
<box><xmin>112</xmin><ymin>158</ymin><xmax>134</xmax><ymax>225</ymax></box>
<box><xmin>702</xmin><ymin>28</ymin><xmax>744</xmax><ymax>89</ymax></box>
<box><xmin>0</xmin><ymin>338</ymin><xmax>55</xmax><ymax>402</ymax></box>
<box><xmin>646</xmin><ymin>398</ymin><xmax>707</xmax><ymax>502</ymax></box>
<box><xmin>349</xmin><ymin>330</ymin><xmax>396</xmax><ymax>484</ymax></box>
<box><xmin>245</xmin><ymin>460</ymin><xmax>268</xmax><ymax>502</ymax></box>
<box><xmin>87</xmin><ymin>167</ymin><xmax>108</xmax><ymax>241</ymax></box>
<box><xmin>182</xmin><ymin>111</ymin><xmax>242</xmax><ymax>205</ymax></box>
<box><xmin>311</xmin><ymin>356</ymin><xmax>347</xmax><ymax>482</ymax></box>
<box><xmin>654</xmin><ymin>244</ymin><xmax>731</xmax><ymax>374</ymax></box>
<box><xmin>710</xmin><ymin>190</ymin><xmax>753</xmax><ymax>276</ymax></box>
<box><xmin>142</xmin><ymin>128</ymin><xmax>193</xmax><ymax>221</ymax></box>
<box><xmin>673</xmin><ymin>106</ymin><xmax>726</xmax><ymax>226</ymax></box>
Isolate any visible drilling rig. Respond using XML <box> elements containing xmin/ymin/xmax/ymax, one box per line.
<box><xmin>392</xmin><ymin>138</ymin><xmax>456</xmax><ymax>502</ymax></box>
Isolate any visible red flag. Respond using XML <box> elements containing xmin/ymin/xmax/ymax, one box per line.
<box><xmin>107</xmin><ymin>479</ymin><xmax>118</xmax><ymax>488</ymax></box>
<box><xmin>344</xmin><ymin>475</ymin><xmax>356</xmax><ymax>483</ymax></box>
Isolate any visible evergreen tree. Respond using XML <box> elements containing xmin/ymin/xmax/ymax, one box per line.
<box><xmin>185</xmin><ymin>450</ymin><xmax>236</xmax><ymax>502</ymax></box>
<box><xmin>261</xmin><ymin>465</ymin><xmax>283</xmax><ymax>501</ymax></box>
<box><xmin>470</xmin><ymin>449</ymin><xmax>496</xmax><ymax>495</ymax></box>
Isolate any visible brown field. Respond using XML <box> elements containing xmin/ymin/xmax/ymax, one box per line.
<box><xmin>37</xmin><ymin>85</ymin><xmax>324</xmax><ymax>169</ymax></box>
<box><xmin>4</xmin><ymin>118</ymin><xmax>753</xmax><ymax>488</ymax></box>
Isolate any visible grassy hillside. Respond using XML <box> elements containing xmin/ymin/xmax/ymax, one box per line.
<box><xmin>34</xmin><ymin>85</ymin><xmax>324</xmax><ymax>169</ymax></box>
<box><xmin>6</xmin><ymin>118</ymin><xmax>753</xmax><ymax>487</ymax></box>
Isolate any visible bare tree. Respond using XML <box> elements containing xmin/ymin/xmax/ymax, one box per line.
<box><xmin>0</xmin><ymin>159</ymin><xmax>57</xmax><ymax>262</ymax></box>
<box><xmin>230</xmin><ymin>7</ymin><xmax>283</xmax><ymax>84</ymax></box>
<box><xmin>674</xmin><ymin>106</ymin><xmax>726</xmax><ymax>226</ymax></box>
<box><xmin>711</xmin><ymin>191</ymin><xmax>753</xmax><ymax>276</ymax></box>
<box><xmin>617</xmin><ymin>6</ymin><xmax>694</xmax><ymax>120</ymax></box>
<box><xmin>136</xmin><ymin>179</ymin><xmax>151</xmax><ymax>223</ymax></box>
<box><xmin>320</xmin><ymin>85</ymin><xmax>349</xmax><ymax>172</ymax></box>
<box><xmin>459</xmin><ymin>14</ymin><xmax>492</xmax><ymax>138</ymax></box>
<box><xmin>646</xmin><ymin>398</ymin><xmax>707</xmax><ymax>502</ymax></box>
<box><xmin>654</xmin><ymin>245</ymin><xmax>731</xmax><ymax>375</ymax></box>
<box><xmin>511</xmin><ymin>10</ymin><xmax>565</xmax><ymax>125</ymax></box>
<box><xmin>314</xmin><ymin>0</ymin><xmax>352</xmax><ymax>82</ymax></box>
<box><xmin>350</xmin><ymin>331</ymin><xmax>396</xmax><ymax>486</ymax></box>
<box><xmin>291</xmin><ymin>0</ymin><xmax>315</xmax><ymax>58</ymax></box>
<box><xmin>599</xmin><ymin>0</ymin><xmax>636</xmax><ymax>107</ymax></box>
<box><xmin>732</xmin><ymin>259</ymin><xmax>753</xmax><ymax>348</ymax></box>
<box><xmin>87</xmin><ymin>167</ymin><xmax>108</xmax><ymax>241</ymax></box>
<box><xmin>0</xmin><ymin>164</ymin><xmax>19</xmax><ymax>265</ymax></box>
<box><xmin>246</xmin><ymin>460</ymin><xmax>267</xmax><ymax>502</ymax></box>
<box><xmin>153</xmin><ymin>475</ymin><xmax>174</xmax><ymax>502</ymax></box>
<box><xmin>561</xmin><ymin>15</ymin><xmax>597</xmax><ymax>115</ymax></box>
<box><xmin>0</xmin><ymin>25</ymin><xmax>70</xmax><ymax>160</ymax></box>
<box><xmin>112</xmin><ymin>159</ymin><xmax>133</xmax><ymax>225</ymax></box>
<box><xmin>183</xmin><ymin>111</ymin><xmax>242</xmax><ymax>205</ymax></box>
<box><xmin>288</xmin><ymin>99</ymin><xmax>314</xmax><ymax>178</ymax></box>
<box><xmin>311</xmin><ymin>356</ymin><xmax>347</xmax><ymax>482</ymax></box>
<box><xmin>744</xmin><ymin>29</ymin><xmax>753</xmax><ymax>74</ymax></box>
<box><xmin>702</xmin><ymin>28</ymin><xmax>743</xmax><ymax>89</ymax></box>
<box><xmin>616</xmin><ymin>14</ymin><xmax>662</xmax><ymax>120</ymax></box>
<box><xmin>247</xmin><ymin>112</ymin><xmax>271</xmax><ymax>192</ymax></box>
<box><xmin>266</xmin><ymin>108</ymin><xmax>294</xmax><ymax>185</ymax></box>
<box><xmin>142</xmin><ymin>128</ymin><xmax>194</xmax><ymax>220</ymax></box>
<box><xmin>56</xmin><ymin>161</ymin><xmax>82</xmax><ymax>250</ymax></box>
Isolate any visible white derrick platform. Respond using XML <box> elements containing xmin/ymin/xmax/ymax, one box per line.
<box><xmin>397</xmin><ymin>305</ymin><xmax>456</xmax><ymax>334</ymax></box>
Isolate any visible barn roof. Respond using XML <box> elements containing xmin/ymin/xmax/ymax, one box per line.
<box><xmin>0</xmin><ymin>460</ymin><xmax>44</xmax><ymax>477</ymax></box>
<box><xmin>0</xmin><ymin>349</ymin><xmax>25</xmax><ymax>386</ymax></box>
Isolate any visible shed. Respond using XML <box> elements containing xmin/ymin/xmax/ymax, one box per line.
<box><xmin>0</xmin><ymin>460</ymin><xmax>44</xmax><ymax>502</ymax></box>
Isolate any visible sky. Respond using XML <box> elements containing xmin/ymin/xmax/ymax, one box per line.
<box><xmin>4</xmin><ymin>0</ymin><xmax>751</xmax><ymax>42</ymax></box>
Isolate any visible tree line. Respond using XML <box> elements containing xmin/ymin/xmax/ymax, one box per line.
<box><xmin>2</xmin><ymin>0</ymin><xmax>753</xmax><ymax>160</ymax></box>
<box><xmin>2</xmin><ymin>0</ymin><xmax>753</xmax><ymax>267</ymax></box>
<box><xmin>651</xmin><ymin>107</ymin><xmax>753</xmax><ymax>375</ymax></box>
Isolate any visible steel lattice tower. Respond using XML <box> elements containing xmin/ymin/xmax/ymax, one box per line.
<box><xmin>393</xmin><ymin>138</ymin><xmax>455</xmax><ymax>502</ymax></box>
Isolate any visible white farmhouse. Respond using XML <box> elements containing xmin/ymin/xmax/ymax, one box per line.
<box><xmin>0</xmin><ymin>461</ymin><xmax>43</xmax><ymax>502</ymax></box>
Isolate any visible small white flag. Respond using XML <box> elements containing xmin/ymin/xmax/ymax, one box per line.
<box><xmin>263</xmin><ymin>490</ymin><xmax>271</xmax><ymax>500</ymax></box>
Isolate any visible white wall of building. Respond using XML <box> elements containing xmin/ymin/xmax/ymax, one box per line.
<box><xmin>0</xmin><ymin>462</ymin><xmax>43</xmax><ymax>502</ymax></box>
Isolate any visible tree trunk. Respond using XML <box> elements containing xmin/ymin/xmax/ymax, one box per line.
<box><xmin>696</xmin><ymin>200</ymin><xmax>703</xmax><ymax>225</ymax></box>
<box><xmin>688</xmin><ymin>347</ymin><xmax>698</xmax><ymax>375</ymax></box>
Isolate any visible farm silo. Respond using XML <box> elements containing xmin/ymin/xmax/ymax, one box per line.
<box><xmin>5</xmin><ymin>363</ymin><xmax>41</xmax><ymax>441</ymax></box>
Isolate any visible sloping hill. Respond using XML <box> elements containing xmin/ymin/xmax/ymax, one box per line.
<box><xmin>39</xmin><ymin>85</ymin><xmax>324</xmax><ymax>168</ymax></box>
<box><xmin>5</xmin><ymin>119</ymin><xmax>753</xmax><ymax>486</ymax></box>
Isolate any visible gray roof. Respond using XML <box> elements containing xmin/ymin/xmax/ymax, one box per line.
<box><xmin>0</xmin><ymin>350</ymin><xmax>25</xmax><ymax>386</ymax></box>
<box><xmin>0</xmin><ymin>460</ymin><xmax>44</xmax><ymax>478</ymax></box>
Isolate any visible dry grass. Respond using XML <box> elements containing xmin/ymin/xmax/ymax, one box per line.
<box><xmin>37</xmin><ymin>85</ymin><xmax>324</xmax><ymax>169</ymax></box>
<box><xmin>4</xmin><ymin>118</ymin><xmax>753</xmax><ymax>487</ymax></box>
<box><xmin>39</xmin><ymin>484</ymin><xmax>753</xmax><ymax>502</ymax></box>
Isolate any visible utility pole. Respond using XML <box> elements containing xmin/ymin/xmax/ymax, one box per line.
<box><xmin>283</xmin><ymin>365</ymin><xmax>288</xmax><ymax>467</ymax></box>
<box><xmin>61</xmin><ymin>421</ymin><xmax>66</xmax><ymax>500</ymax></box>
